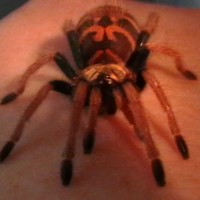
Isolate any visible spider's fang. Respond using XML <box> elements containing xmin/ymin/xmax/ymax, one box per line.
<box><xmin>61</xmin><ymin>159</ymin><xmax>73</xmax><ymax>186</ymax></box>
<box><xmin>1</xmin><ymin>93</ymin><xmax>17</xmax><ymax>104</ymax></box>
<box><xmin>0</xmin><ymin>141</ymin><xmax>15</xmax><ymax>162</ymax></box>
<box><xmin>175</xmin><ymin>135</ymin><xmax>189</xmax><ymax>159</ymax></box>
<box><xmin>152</xmin><ymin>158</ymin><xmax>165</xmax><ymax>187</ymax></box>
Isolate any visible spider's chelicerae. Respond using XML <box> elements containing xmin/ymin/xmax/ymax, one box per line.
<box><xmin>0</xmin><ymin>5</ymin><xmax>197</xmax><ymax>187</ymax></box>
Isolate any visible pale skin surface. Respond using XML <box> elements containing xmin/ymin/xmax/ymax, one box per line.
<box><xmin>0</xmin><ymin>0</ymin><xmax>200</xmax><ymax>199</ymax></box>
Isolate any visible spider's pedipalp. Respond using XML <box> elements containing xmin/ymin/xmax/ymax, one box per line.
<box><xmin>152</xmin><ymin>158</ymin><xmax>165</xmax><ymax>187</ymax></box>
<box><xmin>61</xmin><ymin>159</ymin><xmax>73</xmax><ymax>186</ymax></box>
<box><xmin>83</xmin><ymin>87</ymin><xmax>101</xmax><ymax>154</ymax></box>
<box><xmin>113</xmin><ymin>87</ymin><xmax>140</xmax><ymax>138</ymax></box>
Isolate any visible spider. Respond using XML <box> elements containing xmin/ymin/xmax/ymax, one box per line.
<box><xmin>0</xmin><ymin>5</ymin><xmax>197</xmax><ymax>187</ymax></box>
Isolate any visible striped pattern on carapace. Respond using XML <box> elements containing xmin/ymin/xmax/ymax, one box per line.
<box><xmin>77</xmin><ymin>5</ymin><xmax>140</xmax><ymax>66</ymax></box>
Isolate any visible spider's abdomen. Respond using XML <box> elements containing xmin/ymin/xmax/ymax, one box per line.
<box><xmin>76</xmin><ymin>5</ymin><xmax>139</xmax><ymax>66</ymax></box>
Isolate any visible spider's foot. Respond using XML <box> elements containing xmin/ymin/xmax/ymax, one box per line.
<box><xmin>0</xmin><ymin>141</ymin><xmax>15</xmax><ymax>162</ymax></box>
<box><xmin>1</xmin><ymin>93</ymin><xmax>18</xmax><ymax>104</ymax></box>
<box><xmin>61</xmin><ymin>159</ymin><xmax>73</xmax><ymax>186</ymax></box>
<box><xmin>175</xmin><ymin>135</ymin><xmax>189</xmax><ymax>159</ymax></box>
<box><xmin>152</xmin><ymin>158</ymin><xmax>166</xmax><ymax>187</ymax></box>
<box><xmin>83</xmin><ymin>131</ymin><xmax>95</xmax><ymax>154</ymax></box>
<box><xmin>184</xmin><ymin>70</ymin><xmax>197</xmax><ymax>80</ymax></box>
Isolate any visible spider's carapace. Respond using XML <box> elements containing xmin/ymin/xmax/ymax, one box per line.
<box><xmin>0</xmin><ymin>5</ymin><xmax>197</xmax><ymax>187</ymax></box>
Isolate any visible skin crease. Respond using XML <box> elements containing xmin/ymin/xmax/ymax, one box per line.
<box><xmin>0</xmin><ymin>0</ymin><xmax>199</xmax><ymax>199</ymax></box>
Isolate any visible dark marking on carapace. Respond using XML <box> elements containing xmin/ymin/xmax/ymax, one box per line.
<box><xmin>77</xmin><ymin>18</ymin><xmax>95</xmax><ymax>35</ymax></box>
<box><xmin>117</xmin><ymin>18</ymin><xmax>138</xmax><ymax>39</ymax></box>
<box><xmin>97</xmin><ymin>15</ymin><xmax>113</xmax><ymax>27</ymax></box>
<box><xmin>76</xmin><ymin>6</ymin><xmax>139</xmax><ymax>66</ymax></box>
<box><xmin>80</xmin><ymin>31</ymin><xmax>134</xmax><ymax>65</ymax></box>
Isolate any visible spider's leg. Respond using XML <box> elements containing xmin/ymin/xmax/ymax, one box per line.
<box><xmin>113</xmin><ymin>88</ymin><xmax>140</xmax><ymax>138</ymax></box>
<box><xmin>144</xmin><ymin>12</ymin><xmax>196</xmax><ymax>80</ymax></box>
<box><xmin>64</xmin><ymin>21</ymin><xmax>86</xmax><ymax>69</ymax></box>
<box><xmin>147</xmin><ymin>43</ymin><xmax>197</xmax><ymax>80</ymax></box>
<box><xmin>61</xmin><ymin>81</ymin><xmax>88</xmax><ymax>186</ymax></box>
<box><xmin>0</xmin><ymin>80</ymin><xmax>73</xmax><ymax>162</ymax></box>
<box><xmin>54</xmin><ymin>52</ymin><xmax>77</xmax><ymax>79</ymax></box>
<box><xmin>83</xmin><ymin>87</ymin><xmax>101</xmax><ymax>154</ymax></box>
<box><xmin>114</xmin><ymin>82</ymin><xmax>165</xmax><ymax>187</ymax></box>
<box><xmin>143</xmin><ymin>71</ymin><xmax>189</xmax><ymax>159</ymax></box>
<box><xmin>126</xmin><ymin>13</ymin><xmax>158</xmax><ymax>89</ymax></box>
<box><xmin>143</xmin><ymin>12</ymin><xmax>159</xmax><ymax>34</ymax></box>
<box><xmin>1</xmin><ymin>53</ymin><xmax>76</xmax><ymax>104</ymax></box>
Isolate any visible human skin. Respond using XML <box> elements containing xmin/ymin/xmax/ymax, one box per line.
<box><xmin>0</xmin><ymin>0</ymin><xmax>199</xmax><ymax>200</ymax></box>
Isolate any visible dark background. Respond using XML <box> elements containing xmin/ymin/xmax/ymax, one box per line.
<box><xmin>0</xmin><ymin>0</ymin><xmax>28</xmax><ymax>19</ymax></box>
<box><xmin>141</xmin><ymin>0</ymin><xmax>200</xmax><ymax>7</ymax></box>
<box><xmin>0</xmin><ymin>0</ymin><xmax>199</xmax><ymax>19</ymax></box>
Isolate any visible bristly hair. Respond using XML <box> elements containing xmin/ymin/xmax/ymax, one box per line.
<box><xmin>77</xmin><ymin>4</ymin><xmax>141</xmax><ymax>32</ymax></box>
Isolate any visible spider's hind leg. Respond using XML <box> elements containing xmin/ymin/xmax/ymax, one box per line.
<box><xmin>146</xmin><ymin>43</ymin><xmax>197</xmax><ymax>80</ymax></box>
<box><xmin>144</xmin><ymin>13</ymin><xmax>197</xmax><ymax>80</ymax></box>
<box><xmin>1</xmin><ymin>52</ymin><xmax>77</xmax><ymax>105</ymax></box>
